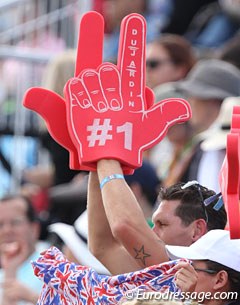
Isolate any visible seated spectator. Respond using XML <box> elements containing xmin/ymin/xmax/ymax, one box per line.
<box><xmin>0</xmin><ymin>194</ymin><xmax>48</xmax><ymax>304</ymax></box>
<box><xmin>145</xmin><ymin>34</ymin><xmax>196</xmax><ymax>176</ymax></box>
<box><xmin>171</xmin><ymin>58</ymin><xmax>240</xmax><ymax>183</ymax></box>
<box><xmin>176</xmin><ymin>59</ymin><xmax>240</xmax><ymax>134</ymax></box>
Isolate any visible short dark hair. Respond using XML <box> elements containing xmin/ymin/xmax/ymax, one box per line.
<box><xmin>158</xmin><ymin>182</ymin><xmax>227</xmax><ymax>231</ymax></box>
<box><xmin>206</xmin><ymin>260</ymin><xmax>240</xmax><ymax>302</ymax></box>
<box><xmin>0</xmin><ymin>194</ymin><xmax>37</xmax><ymax>223</ymax></box>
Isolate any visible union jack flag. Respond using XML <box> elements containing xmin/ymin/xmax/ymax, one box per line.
<box><xmin>32</xmin><ymin>247</ymin><xmax>186</xmax><ymax>305</ymax></box>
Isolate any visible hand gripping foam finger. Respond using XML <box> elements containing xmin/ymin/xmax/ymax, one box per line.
<box><xmin>219</xmin><ymin>106</ymin><xmax>240</xmax><ymax>239</ymax></box>
<box><xmin>64</xmin><ymin>12</ymin><xmax>192</xmax><ymax>170</ymax></box>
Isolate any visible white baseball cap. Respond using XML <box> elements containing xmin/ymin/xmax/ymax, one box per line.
<box><xmin>166</xmin><ymin>230</ymin><xmax>240</xmax><ymax>272</ymax></box>
<box><xmin>48</xmin><ymin>210</ymin><xmax>110</xmax><ymax>274</ymax></box>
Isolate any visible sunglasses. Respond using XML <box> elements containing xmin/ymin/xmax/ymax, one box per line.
<box><xmin>146</xmin><ymin>58</ymin><xmax>172</xmax><ymax>69</ymax></box>
<box><xmin>193</xmin><ymin>267</ymin><xmax>218</xmax><ymax>274</ymax></box>
<box><xmin>181</xmin><ymin>181</ymin><xmax>224</xmax><ymax>223</ymax></box>
<box><xmin>203</xmin><ymin>192</ymin><xmax>223</xmax><ymax>211</ymax></box>
<box><xmin>182</xmin><ymin>181</ymin><xmax>209</xmax><ymax>223</ymax></box>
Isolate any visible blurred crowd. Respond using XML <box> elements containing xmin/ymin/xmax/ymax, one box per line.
<box><xmin>0</xmin><ymin>0</ymin><xmax>240</xmax><ymax>304</ymax></box>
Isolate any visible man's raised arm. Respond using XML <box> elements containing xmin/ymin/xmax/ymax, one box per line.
<box><xmin>87</xmin><ymin>171</ymin><xmax>140</xmax><ymax>274</ymax></box>
<box><xmin>96</xmin><ymin>159</ymin><xmax>169</xmax><ymax>271</ymax></box>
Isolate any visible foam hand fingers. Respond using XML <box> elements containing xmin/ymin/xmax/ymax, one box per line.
<box><xmin>141</xmin><ymin>98</ymin><xmax>192</xmax><ymax>150</ymax></box>
<box><xmin>118</xmin><ymin>14</ymin><xmax>147</xmax><ymax>112</ymax></box>
<box><xmin>23</xmin><ymin>88</ymin><xmax>80</xmax><ymax>169</ymax></box>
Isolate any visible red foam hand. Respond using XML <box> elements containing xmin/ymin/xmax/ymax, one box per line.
<box><xmin>219</xmin><ymin>106</ymin><xmax>240</xmax><ymax>239</ymax></box>
<box><xmin>64</xmin><ymin>12</ymin><xmax>191</xmax><ymax>169</ymax></box>
<box><xmin>22</xmin><ymin>12</ymin><xmax>134</xmax><ymax>174</ymax></box>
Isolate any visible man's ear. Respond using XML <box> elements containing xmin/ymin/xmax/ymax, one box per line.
<box><xmin>213</xmin><ymin>270</ymin><xmax>229</xmax><ymax>290</ymax></box>
<box><xmin>192</xmin><ymin>218</ymin><xmax>208</xmax><ymax>242</ymax></box>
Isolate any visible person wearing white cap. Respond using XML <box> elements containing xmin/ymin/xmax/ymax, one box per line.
<box><xmin>167</xmin><ymin>230</ymin><xmax>240</xmax><ymax>305</ymax></box>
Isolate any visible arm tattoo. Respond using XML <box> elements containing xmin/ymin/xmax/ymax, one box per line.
<box><xmin>133</xmin><ymin>245</ymin><xmax>151</xmax><ymax>266</ymax></box>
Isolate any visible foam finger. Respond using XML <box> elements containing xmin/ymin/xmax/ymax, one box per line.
<box><xmin>66</xmin><ymin>78</ymin><xmax>91</xmax><ymax>109</ymax></box>
<box><xmin>75</xmin><ymin>12</ymin><xmax>104</xmax><ymax>76</ymax></box>
<box><xmin>117</xmin><ymin>14</ymin><xmax>146</xmax><ymax>111</ymax></box>
<box><xmin>82</xmin><ymin>70</ymin><xmax>108</xmax><ymax>113</ymax></box>
<box><xmin>99</xmin><ymin>64</ymin><xmax>123</xmax><ymax>111</ymax></box>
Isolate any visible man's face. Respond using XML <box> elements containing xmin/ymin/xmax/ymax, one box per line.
<box><xmin>152</xmin><ymin>200</ymin><xmax>196</xmax><ymax>246</ymax></box>
<box><xmin>0</xmin><ymin>198</ymin><xmax>38</xmax><ymax>253</ymax></box>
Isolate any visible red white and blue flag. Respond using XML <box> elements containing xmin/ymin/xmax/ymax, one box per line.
<box><xmin>32</xmin><ymin>247</ymin><xmax>184</xmax><ymax>305</ymax></box>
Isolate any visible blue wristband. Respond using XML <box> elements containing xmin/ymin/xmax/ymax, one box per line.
<box><xmin>100</xmin><ymin>174</ymin><xmax>124</xmax><ymax>189</ymax></box>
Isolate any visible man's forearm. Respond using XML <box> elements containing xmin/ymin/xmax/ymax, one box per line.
<box><xmin>87</xmin><ymin>172</ymin><xmax>115</xmax><ymax>257</ymax></box>
<box><xmin>87</xmin><ymin>171</ymin><xmax>140</xmax><ymax>274</ymax></box>
<box><xmin>97</xmin><ymin>160</ymin><xmax>146</xmax><ymax>230</ymax></box>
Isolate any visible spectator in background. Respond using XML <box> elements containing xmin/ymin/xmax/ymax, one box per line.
<box><xmin>170</xmin><ymin>59</ymin><xmax>240</xmax><ymax>183</ymax></box>
<box><xmin>0</xmin><ymin>195</ymin><xmax>46</xmax><ymax>304</ymax></box>
<box><xmin>198</xmin><ymin>96</ymin><xmax>240</xmax><ymax>192</ymax></box>
<box><xmin>146</xmin><ymin>34</ymin><xmax>196</xmax><ymax>89</ymax></box>
<box><xmin>145</xmin><ymin>34</ymin><xmax>196</xmax><ymax>176</ymax></box>
<box><xmin>177</xmin><ymin>59</ymin><xmax>240</xmax><ymax>134</ymax></box>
